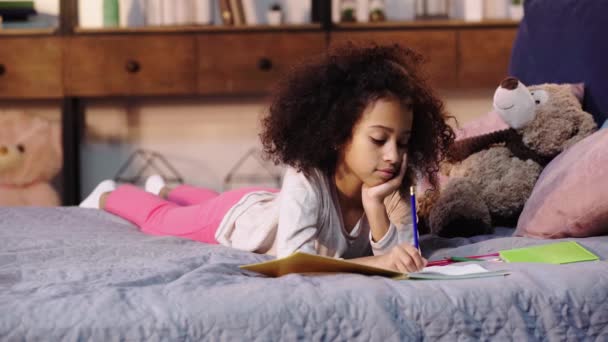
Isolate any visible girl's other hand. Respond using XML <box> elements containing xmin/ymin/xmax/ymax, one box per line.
<box><xmin>380</xmin><ymin>243</ymin><xmax>427</xmax><ymax>273</ymax></box>
<box><xmin>362</xmin><ymin>154</ymin><xmax>407</xmax><ymax>206</ymax></box>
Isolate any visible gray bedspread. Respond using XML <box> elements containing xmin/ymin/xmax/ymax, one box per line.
<box><xmin>1</xmin><ymin>207</ymin><xmax>607</xmax><ymax>341</ymax></box>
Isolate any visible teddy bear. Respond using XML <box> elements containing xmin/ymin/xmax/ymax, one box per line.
<box><xmin>419</xmin><ymin>77</ymin><xmax>597</xmax><ymax>237</ymax></box>
<box><xmin>0</xmin><ymin>110</ymin><xmax>62</xmax><ymax>206</ymax></box>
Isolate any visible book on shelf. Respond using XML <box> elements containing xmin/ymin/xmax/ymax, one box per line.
<box><xmin>161</xmin><ymin>0</ymin><xmax>175</xmax><ymax>25</ymax></box>
<box><xmin>0</xmin><ymin>1</ymin><xmax>35</xmax><ymax>10</ymax></box>
<box><xmin>228</xmin><ymin>0</ymin><xmax>244</xmax><ymax>26</ymax></box>
<box><xmin>0</xmin><ymin>0</ymin><xmax>36</xmax><ymax>21</ymax></box>
<box><xmin>0</xmin><ymin>12</ymin><xmax>56</xmax><ymax>29</ymax></box>
<box><xmin>79</xmin><ymin>0</ymin><xmax>215</xmax><ymax>29</ymax></box>
<box><xmin>241</xmin><ymin>252</ymin><xmax>510</xmax><ymax>280</ymax></box>
<box><xmin>218</xmin><ymin>0</ymin><xmax>233</xmax><ymax>25</ymax></box>
<box><xmin>240</xmin><ymin>0</ymin><xmax>257</xmax><ymax>25</ymax></box>
<box><xmin>119</xmin><ymin>0</ymin><xmax>145</xmax><ymax>28</ymax></box>
<box><xmin>145</xmin><ymin>0</ymin><xmax>163</xmax><ymax>26</ymax></box>
<box><xmin>174</xmin><ymin>0</ymin><xmax>193</xmax><ymax>25</ymax></box>
<box><xmin>79</xmin><ymin>0</ymin><xmax>103</xmax><ymax>28</ymax></box>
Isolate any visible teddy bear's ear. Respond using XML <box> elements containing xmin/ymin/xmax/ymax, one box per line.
<box><xmin>570</xmin><ymin>83</ymin><xmax>585</xmax><ymax>103</ymax></box>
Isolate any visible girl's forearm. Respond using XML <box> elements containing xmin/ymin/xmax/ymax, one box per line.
<box><xmin>364</xmin><ymin>202</ymin><xmax>391</xmax><ymax>242</ymax></box>
<box><xmin>349</xmin><ymin>255</ymin><xmax>383</xmax><ymax>268</ymax></box>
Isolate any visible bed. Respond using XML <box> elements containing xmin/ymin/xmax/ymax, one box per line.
<box><xmin>1</xmin><ymin>207</ymin><xmax>607</xmax><ymax>340</ymax></box>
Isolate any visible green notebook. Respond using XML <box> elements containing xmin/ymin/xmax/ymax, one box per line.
<box><xmin>499</xmin><ymin>241</ymin><xmax>599</xmax><ymax>264</ymax></box>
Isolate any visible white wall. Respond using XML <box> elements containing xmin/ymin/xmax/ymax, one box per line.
<box><xmin>84</xmin><ymin>89</ymin><xmax>494</xmax><ymax>195</ymax></box>
<box><xmin>82</xmin><ymin>97</ymin><xmax>276</xmax><ymax>193</ymax></box>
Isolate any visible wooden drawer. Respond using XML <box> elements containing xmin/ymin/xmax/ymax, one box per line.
<box><xmin>330</xmin><ymin>30</ymin><xmax>458</xmax><ymax>89</ymax></box>
<box><xmin>0</xmin><ymin>37</ymin><xmax>62</xmax><ymax>99</ymax></box>
<box><xmin>198</xmin><ymin>32</ymin><xmax>325</xmax><ymax>95</ymax></box>
<box><xmin>64</xmin><ymin>35</ymin><xmax>197</xmax><ymax>96</ymax></box>
<box><xmin>458</xmin><ymin>28</ymin><xmax>517</xmax><ymax>88</ymax></box>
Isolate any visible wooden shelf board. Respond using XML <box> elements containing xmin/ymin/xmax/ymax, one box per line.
<box><xmin>74</xmin><ymin>23</ymin><xmax>323</xmax><ymax>35</ymax></box>
<box><xmin>0</xmin><ymin>28</ymin><xmax>58</xmax><ymax>36</ymax></box>
<box><xmin>335</xmin><ymin>19</ymin><xmax>520</xmax><ymax>30</ymax></box>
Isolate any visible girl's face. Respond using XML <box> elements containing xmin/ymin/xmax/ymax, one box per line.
<box><xmin>337</xmin><ymin>96</ymin><xmax>413</xmax><ymax>188</ymax></box>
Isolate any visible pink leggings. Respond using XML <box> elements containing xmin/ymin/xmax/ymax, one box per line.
<box><xmin>104</xmin><ymin>184</ymin><xmax>279</xmax><ymax>244</ymax></box>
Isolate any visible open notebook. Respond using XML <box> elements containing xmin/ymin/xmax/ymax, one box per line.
<box><xmin>240</xmin><ymin>252</ymin><xmax>510</xmax><ymax>280</ymax></box>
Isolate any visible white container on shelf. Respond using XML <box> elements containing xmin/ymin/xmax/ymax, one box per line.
<box><xmin>267</xmin><ymin>10</ymin><xmax>281</xmax><ymax>26</ymax></box>
<box><xmin>266</xmin><ymin>5</ymin><xmax>283</xmax><ymax>26</ymax></box>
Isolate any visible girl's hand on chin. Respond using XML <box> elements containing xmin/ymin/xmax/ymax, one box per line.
<box><xmin>362</xmin><ymin>155</ymin><xmax>407</xmax><ymax>207</ymax></box>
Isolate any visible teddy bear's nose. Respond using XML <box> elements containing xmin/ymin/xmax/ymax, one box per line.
<box><xmin>500</xmin><ymin>77</ymin><xmax>520</xmax><ymax>90</ymax></box>
<box><xmin>17</xmin><ymin>144</ymin><xmax>25</xmax><ymax>153</ymax></box>
<box><xmin>0</xmin><ymin>146</ymin><xmax>7</xmax><ymax>155</ymax></box>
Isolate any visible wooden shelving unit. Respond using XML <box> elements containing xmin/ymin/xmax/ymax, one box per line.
<box><xmin>0</xmin><ymin>1</ymin><xmax>519</xmax><ymax>205</ymax></box>
<box><xmin>335</xmin><ymin>19</ymin><xmax>519</xmax><ymax>30</ymax></box>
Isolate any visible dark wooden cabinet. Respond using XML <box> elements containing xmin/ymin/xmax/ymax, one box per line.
<box><xmin>198</xmin><ymin>31</ymin><xmax>325</xmax><ymax>95</ymax></box>
<box><xmin>0</xmin><ymin>36</ymin><xmax>63</xmax><ymax>99</ymax></box>
<box><xmin>457</xmin><ymin>28</ymin><xmax>518</xmax><ymax>88</ymax></box>
<box><xmin>64</xmin><ymin>34</ymin><xmax>197</xmax><ymax>96</ymax></box>
<box><xmin>1</xmin><ymin>23</ymin><xmax>518</xmax><ymax>98</ymax></box>
<box><xmin>331</xmin><ymin>30</ymin><xmax>459</xmax><ymax>89</ymax></box>
<box><xmin>331</xmin><ymin>23</ymin><xmax>518</xmax><ymax>90</ymax></box>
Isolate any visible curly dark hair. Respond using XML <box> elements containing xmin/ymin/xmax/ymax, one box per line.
<box><xmin>260</xmin><ymin>42</ymin><xmax>455</xmax><ymax>193</ymax></box>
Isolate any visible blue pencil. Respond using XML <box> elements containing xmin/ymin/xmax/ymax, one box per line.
<box><xmin>410</xmin><ymin>186</ymin><xmax>420</xmax><ymax>252</ymax></box>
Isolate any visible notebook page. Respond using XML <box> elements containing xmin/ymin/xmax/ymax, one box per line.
<box><xmin>417</xmin><ymin>263</ymin><xmax>490</xmax><ymax>276</ymax></box>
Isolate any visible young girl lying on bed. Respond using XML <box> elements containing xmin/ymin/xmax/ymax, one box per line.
<box><xmin>80</xmin><ymin>43</ymin><xmax>454</xmax><ymax>273</ymax></box>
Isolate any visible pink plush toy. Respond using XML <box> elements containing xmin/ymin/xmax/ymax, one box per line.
<box><xmin>0</xmin><ymin>111</ymin><xmax>62</xmax><ymax>206</ymax></box>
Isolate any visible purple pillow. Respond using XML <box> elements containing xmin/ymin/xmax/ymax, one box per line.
<box><xmin>515</xmin><ymin>129</ymin><xmax>608</xmax><ymax>238</ymax></box>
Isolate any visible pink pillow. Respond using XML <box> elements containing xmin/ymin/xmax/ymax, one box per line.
<box><xmin>515</xmin><ymin>129</ymin><xmax>608</xmax><ymax>238</ymax></box>
<box><xmin>454</xmin><ymin>110</ymin><xmax>509</xmax><ymax>141</ymax></box>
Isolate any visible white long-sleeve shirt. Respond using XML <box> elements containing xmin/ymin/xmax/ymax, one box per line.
<box><xmin>215</xmin><ymin>167</ymin><xmax>414</xmax><ymax>259</ymax></box>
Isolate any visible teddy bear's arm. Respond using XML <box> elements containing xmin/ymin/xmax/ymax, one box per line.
<box><xmin>563</xmin><ymin>109</ymin><xmax>598</xmax><ymax>149</ymax></box>
<box><xmin>448</xmin><ymin>129</ymin><xmax>514</xmax><ymax>162</ymax></box>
